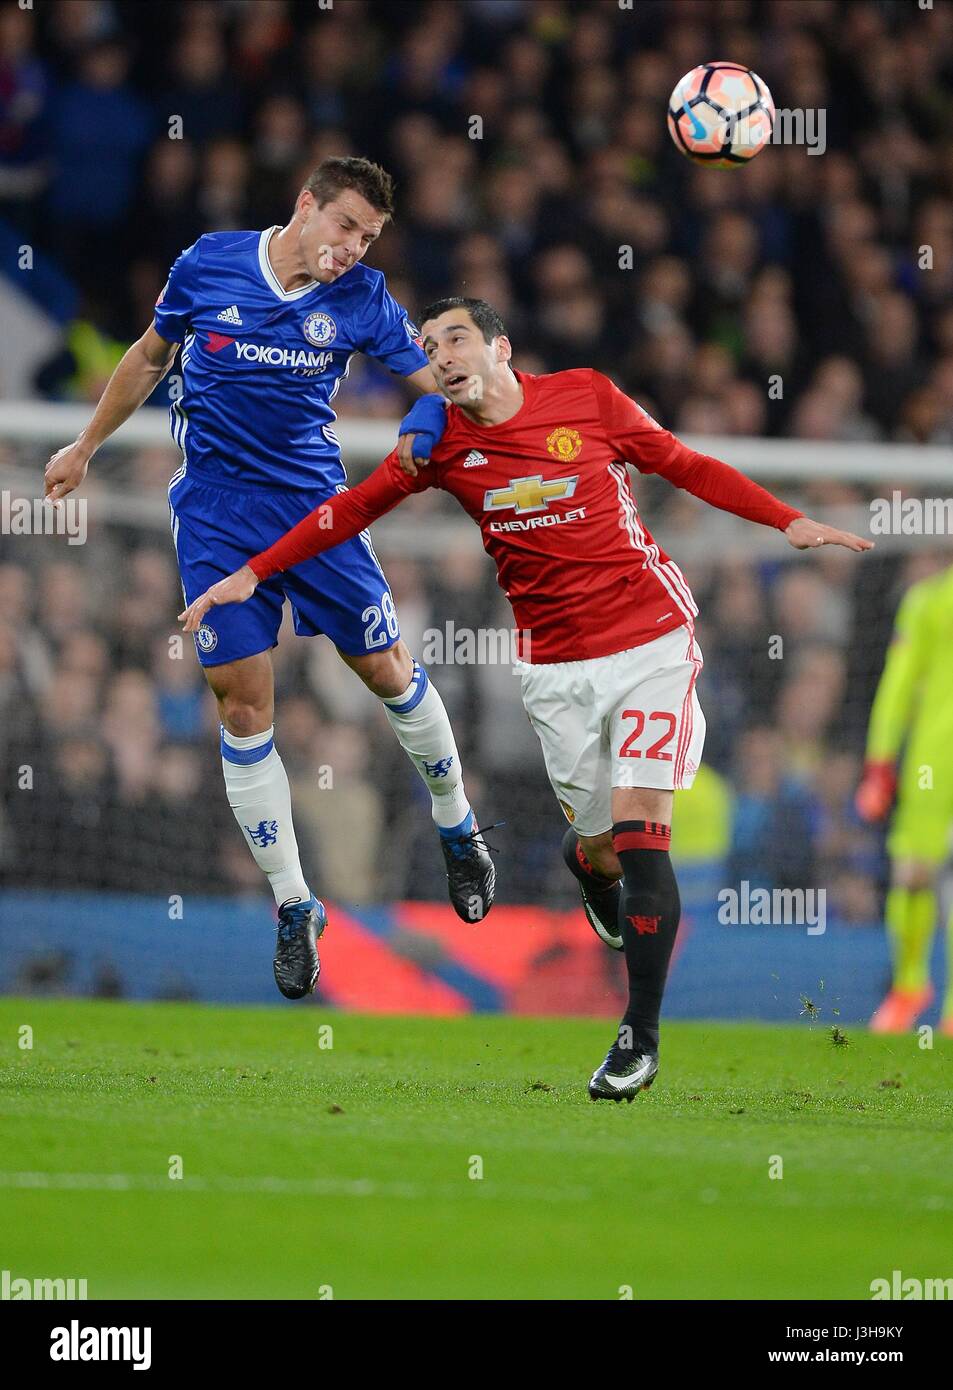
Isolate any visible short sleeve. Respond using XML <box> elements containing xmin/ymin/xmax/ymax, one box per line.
<box><xmin>590</xmin><ymin>370</ymin><xmax>682</xmax><ymax>474</ymax></box>
<box><xmin>153</xmin><ymin>239</ymin><xmax>201</xmax><ymax>345</ymax></box>
<box><xmin>359</xmin><ymin>275</ymin><xmax>429</xmax><ymax>376</ymax></box>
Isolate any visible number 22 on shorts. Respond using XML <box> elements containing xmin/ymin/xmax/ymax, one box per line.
<box><xmin>619</xmin><ymin>709</ymin><xmax>676</xmax><ymax>761</ymax></box>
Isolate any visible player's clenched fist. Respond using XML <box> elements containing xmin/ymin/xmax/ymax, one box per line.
<box><xmin>178</xmin><ymin>565</ymin><xmax>259</xmax><ymax>631</ymax></box>
<box><xmin>396</xmin><ymin>393</ymin><xmax>448</xmax><ymax>477</ymax></box>
<box><xmin>45</xmin><ymin>441</ymin><xmax>90</xmax><ymax>503</ymax></box>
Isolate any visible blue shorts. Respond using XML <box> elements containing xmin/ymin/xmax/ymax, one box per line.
<box><xmin>168</xmin><ymin>467</ymin><xmax>400</xmax><ymax>666</ymax></box>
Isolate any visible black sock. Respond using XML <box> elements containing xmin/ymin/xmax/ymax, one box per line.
<box><xmin>561</xmin><ymin>827</ymin><xmax>620</xmax><ymax>891</ymax></box>
<box><xmin>612</xmin><ymin>820</ymin><xmax>681</xmax><ymax>1054</ymax></box>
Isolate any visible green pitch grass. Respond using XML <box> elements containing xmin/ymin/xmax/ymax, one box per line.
<box><xmin>1</xmin><ymin>999</ymin><xmax>951</xmax><ymax>1300</ymax></box>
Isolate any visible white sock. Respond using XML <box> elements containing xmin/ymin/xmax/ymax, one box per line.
<box><xmin>382</xmin><ymin>661</ymin><xmax>472</xmax><ymax>832</ymax></box>
<box><xmin>220</xmin><ymin>724</ymin><xmax>312</xmax><ymax>907</ymax></box>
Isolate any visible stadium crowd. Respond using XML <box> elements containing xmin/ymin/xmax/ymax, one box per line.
<box><xmin>0</xmin><ymin>521</ymin><xmax>937</xmax><ymax>919</ymax></box>
<box><xmin>3</xmin><ymin>0</ymin><xmax>952</xmax><ymax>440</ymax></box>
<box><xmin>1</xmin><ymin>0</ymin><xmax>951</xmax><ymax>917</ymax></box>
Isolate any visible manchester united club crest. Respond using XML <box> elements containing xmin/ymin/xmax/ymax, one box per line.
<box><xmin>546</xmin><ymin>426</ymin><xmax>582</xmax><ymax>461</ymax></box>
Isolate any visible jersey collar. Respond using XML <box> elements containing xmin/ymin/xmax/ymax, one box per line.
<box><xmin>257</xmin><ymin>226</ymin><xmax>321</xmax><ymax>301</ymax></box>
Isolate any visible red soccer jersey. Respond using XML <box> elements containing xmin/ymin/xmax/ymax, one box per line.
<box><xmin>249</xmin><ymin>368</ymin><xmax>802</xmax><ymax>663</ymax></box>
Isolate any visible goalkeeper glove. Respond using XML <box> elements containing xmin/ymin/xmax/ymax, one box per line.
<box><xmin>855</xmin><ymin>760</ymin><xmax>897</xmax><ymax>823</ymax></box>
<box><xmin>399</xmin><ymin>393</ymin><xmax>447</xmax><ymax>464</ymax></box>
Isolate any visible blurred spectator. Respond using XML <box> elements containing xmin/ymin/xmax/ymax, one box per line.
<box><xmin>0</xmin><ymin>5</ymin><xmax>51</xmax><ymax>237</ymax></box>
<box><xmin>727</xmin><ymin>728</ymin><xmax>819</xmax><ymax>892</ymax></box>
<box><xmin>7</xmin><ymin>0</ymin><xmax>944</xmax><ymax>451</ymax></box>
<box><xmin>159</xmin><ymin>26</ymin><xmax>241</xmax><ymax>147</ymax></box>
<box><xmin>47</xmin><ymin>39</ymin><xmax>154</xmax><ymax>288</ymax></box>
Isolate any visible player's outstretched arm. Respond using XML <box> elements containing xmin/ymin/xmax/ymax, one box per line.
<box><xmin>179</xmin><ymin>454</ymin><xmax>419</xmax><ymax>632</ymax></box>
<box><xmin>655</xmin><ymin>446</ymin><xmax>874</xmax><ymax>552</ymax></box>
<box><xmin>592</xmin><ymin>373</ymin><xmax>873</xmax><ymax>554</ymax></box>
<box><xmin>643</xmin><ymin>441</ymin><xmax>872</xmax><ymax>553</ymax></box>
<box><xmin>44</xmin><ymin>325</ymin><xmax>179</xmax><ymax>503</ymax></box>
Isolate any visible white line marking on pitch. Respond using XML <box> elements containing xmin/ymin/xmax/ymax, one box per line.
<box><xmin>0</xmin><ymin>1171</ymin><xmax>594</xmax><ymax>1202</ymax></box>
<box><xmin>0</xmin><ymin>1172</ymin><xmax>420</xmax><ymax>1198</ymax></box>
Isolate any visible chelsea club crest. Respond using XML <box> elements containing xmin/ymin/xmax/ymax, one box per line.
<box><xmin>195</xmin><ymin>624</ymin><xmax>218</xmax><ymax>653</ymax></box>
<box><xmin>303</xmin><ymin>311</ymin><xmax>336</xmax><ymax>347</ymax></box>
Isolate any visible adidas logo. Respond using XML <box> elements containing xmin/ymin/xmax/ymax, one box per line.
<box><xmin>216</xmin><ymin>305</ymin><xmax>243</xmax><ymax>325</ymax></box>
<box><xmin>463</xmin><ymin>450</ymin><xmax>488</xmax><ymax>468</ymax></box>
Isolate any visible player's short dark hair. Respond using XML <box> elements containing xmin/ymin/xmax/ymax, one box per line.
<box><xmin>303</xmin><ymin>157</ymin><xmax>395</xmax><ymax>219</ymax></box>
<box><xmin>419</xmin><ymin>297</ymin><xmax>506</xmax><ymax>344</ymax></box>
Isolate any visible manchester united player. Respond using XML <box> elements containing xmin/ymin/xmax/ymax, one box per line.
<box><xmin>180</xmin><ymin>297</ymin><xmax>872</xmax><ymax>1101</ymax></box>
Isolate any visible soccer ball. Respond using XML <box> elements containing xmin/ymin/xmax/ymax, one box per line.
<box><xmin>667</xmin><ymin>62</ymin><xmax>775</xmax><ymax>168</ymax></box>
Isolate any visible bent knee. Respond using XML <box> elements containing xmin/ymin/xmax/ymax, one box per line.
<box><xmin>204</xmin><ymin>656</ymin><xmax>273</xmax><ymax>735</ymax></box>
<box><xmin>892</xmin><ymin>859</ymin><xmax>936</xmax><ymax>892</ymax></box>
<box><xmin>219</xmin><ymin>700</ymin><xmax>271</xmax><ymax>737</ymax></box>
<box><xmin>348</xmin><ymin>643</ymin><xmax>414</xmax><ymax>698</ymax></box>
<box><xmin>578</xmin><ymin>832</ymin><xmax>620</xmax><ymax>881</ymax></box>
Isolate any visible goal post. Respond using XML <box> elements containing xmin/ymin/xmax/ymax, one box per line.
<box><xmin>2</xmin><ymin>400</ymin><xmax>950</xmax><ymax>558</ymax></box>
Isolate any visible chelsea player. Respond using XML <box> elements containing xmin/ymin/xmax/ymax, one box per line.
<box><xmin>44</xmin><ymin>158</ymin><xmax>494</xmax><ymax>1000</ymax></box>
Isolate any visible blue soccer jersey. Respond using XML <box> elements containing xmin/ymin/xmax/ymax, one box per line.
<box><xmin>160</xmin><ymin>227</ymin><xmax>427</xmax><ymax>665</ymax></box>
<box><xmin>154</xmin><ymin>227</ymin><xmax>427</xmax><ymax>490</ymax></box>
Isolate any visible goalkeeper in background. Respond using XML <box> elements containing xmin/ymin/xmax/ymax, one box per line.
<box><xmin>856</xmin><ymin>561</ymin><xmax>953</xmax><ymax>1035</ymax></box>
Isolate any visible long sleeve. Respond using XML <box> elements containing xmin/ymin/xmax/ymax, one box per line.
<box><xmin>651</xmin><ymin>446</ymin><xmax>804</xmax><ymax>531</ymax></box>
<box><xmin>591</xmin><ymin>369</ymin><xmax>803</xmax><ymax>531</ymax></box>
<box><xmin>247</xmin><ymin>451</ymin><xmax>423</xmax><ymax>580</ymax></box>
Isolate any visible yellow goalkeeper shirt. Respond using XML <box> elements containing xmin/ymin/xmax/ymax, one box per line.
<box><xmin>866</xmin><ymin>564</ymin><xmax>953</xmax><ymax>765</ymax></box>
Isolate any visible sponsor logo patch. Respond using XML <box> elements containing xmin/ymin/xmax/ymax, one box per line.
<box><xmin>484</xmin><ymin>474</ymin><xmax>579</xmax><ymax>515</ymax></box>
<box><xmin>206</xmin><ymin>332</ymin><xmax>235</xmax><ymax>353</ymax></box>
<box><xmin>489</xmin><ymin>507</ymin><xmax>586</xmax><ymax>533</ymax></box>
<box><xmin>233</xmin><ymin>342</ymin><xmax>333</xmax><ymax>368</ymax></box>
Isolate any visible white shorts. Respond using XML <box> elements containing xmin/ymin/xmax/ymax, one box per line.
<box><xmin>518</xmin><ymin>623</ymin><xmax>706</xmax><ymax>837</ymax></box>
